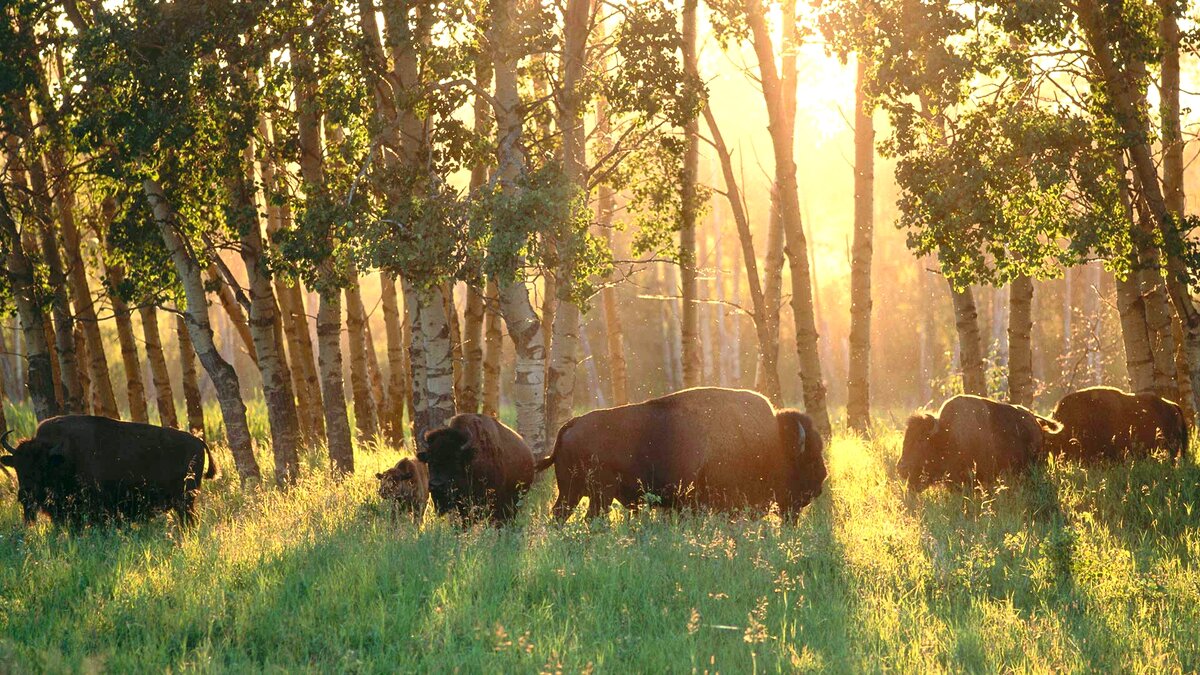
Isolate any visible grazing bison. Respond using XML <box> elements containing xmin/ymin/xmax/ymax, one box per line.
<box><xmin>1047</xmin><ymin>387</ymin><xmax>1188</xmax><ymax>462</ymax></box>
<box><xmin>537</xmin><ymin>387</ymin><xmax>826</xmax><ymax>519</ymax></box>
<box><xmin>0</xmin><ymin>415</ymin><xmax>216</xmax><ymax>527</ymax></box>
<box><xmin>376</xmin><ymin>457</ymin><xmax>429</xmax><ymax>521</ymax></box>
<box><xmin>417</xmin><ymin>414</ymin><xmax>535</xmax><ymax>524</ymax></box>
<box><xmin>898</xmin><ymin>395</ymin><xmax>1062</xmax><ymax>492</ymax></box>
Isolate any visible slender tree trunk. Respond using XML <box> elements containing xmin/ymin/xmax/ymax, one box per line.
<box><xmin>175</xmin><ymin>313</ymin><xmax>206</xmax><ymax>438</ymax></box>
<box><xmin>365</xmin><ymin>320</ymin><xmax>388</xmax><ymax>422</ymax></box>
<box><xmin>26</xmin><ymin>149</ymin><xmax>83</xmax><ymax>414</ymax></box>
<box><xmin>294</xmin><ymin>35</ymin><xmax>355</xmax><ymax>471</ymax></box>
<box><xmin>950</xmin><ymin>283</ymin><xmax>988</xmax><ymax>396</ymax></box>
<box><xmin>50</xmin><ymin>151</ymin><xmax>118</xmax><ymax>418</ymax></box>
<box><xmin>403</xmin><ymin>283</ymin><xmax>428</xmax><ymax>445</ymax></box>
<box><xmin>206</xmin><ymin>264</ymin><xmax>258</xmax><ymax>365</ymax></box>
<box><xmin>260</xmin><ymin>109</ymin><xmax>324</xmax><ymax>445</ymax></box>
<box><xmin>482</xmin><ymin>279</ymin><xmax>502</xmax><ymax>418</ymax></box>
<box><xmin>1008</xmin><ymin>275</ymin><xmax>1034</xmax><ymax>406</ymax></box>
<box><xmin>106</xmin><ymin>263</ymin><xmax>149</xmax><ymax>423</ymax></box>
<box><xmin>744</xmin><ymin>0</ymin><xmax>829</xmax><ymax>433</ymax></box>
<box><xmin>344</xmin><ymin>271</ymin><xmax>379</xmax><ymax>441</ymax></box>
<box><xmin>403</xmin><ymin>283</ymin><xmax>456</xmax><ymax>449</ymax></box>
<box><xmin>547</xmin><ymin>0</ymin><xmax>591</xmax><ymax>439</ymax></box>
<box><xmin>237</xmin><ymin>154</ymin><xmax>301</xmax><ymax>484</ymax></box>
<box><xmin>1078</xmin><ymin>0</ymin><xmax>1200</xmax><ymax>412</ymax></box>
<box><xmin>1159</xmin><ymin>2</ymin><xmax>1194</xmax><ymax>417</ymax></box>
<box><xmin>0</xmin><ymin>190</ymin><xmax>56</xmax><ymax>419</ymax></box>
<box><xmin>380</xmin><ymin>274</ymin><xmax>408</xmax><ymax>444</ymax></box>
<box><xmin>139</xmin><ymin>306</ymin><xmax>179</xmax><ymax>428</ymax></box>
<box><xmin>0</xmin><ymin>318</ymin><xmax>17</xmax><ymax>404</ymax></box>
<box><xmin>461</xmin><ymin>284</ymin><xmax>485</xmax><ymax>413</ymax></box>
<box><xmin>702</xmin><ymin>104</ymin><xmax>776</xmax><ymax>403</ymax></box>
<box><xmin>491</xmin><ymin>0</ymin><xmax>547</xmax><ymax>453</ymax></box>
<box><xmin>677</xmin><ymin>0</ymin><xmax>702</xmax><ymax>388</ymax></box>
<box><xmin>444</xmin><ymin>283</ymin><xmax>465</xmax><ymax>407</ymax></box>
<box><xmin>594</xmin><ymin>66</ymin><xmax>629</xmax><ymax>407</ymax></box>
<box><xmin>316</xmin><ymin>288</ymin><xmax>355</xmax><ymax>471</ymax></box>
<box><xmin>460</xmin><ymin>51</ymin><xmax>491</xmax><ymax>416</ymax></box>
<box><xmin>74</xmin><ymin>324</ymin><xmax>92</xmax><ymax>414</ymax></box>
<box><xmin>846</xmin><ymin>55</ymin><xmax>875</xmax><ymax>431</ymax></box>
<box><xmin>145</xmin><ymin>178</ymin><xmax>259</xmax><ymax>480</ymax></box>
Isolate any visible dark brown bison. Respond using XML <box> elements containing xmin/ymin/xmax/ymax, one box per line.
<box><xmin>536</xmin><ymin>387</ymin><xmax>826</xmax><ymax>519</ymax></box>
<box><xmin>1047</xmin><ymin>387</ymin><xmax>1188</xmax><ymax>462</ymax></box>
<box><xmin>898</xmin><ymin>395</ymin><xmax>1062</xmax><ymax>492</ymax></box>
<box><xmin>417</xmin><ymin>413</ymin><xmax>535</xmax><ymax>524</ymax></box>
<box><xmin>376</xmin><ymin>457</ymin><xmax>429</xmax><ymax>521</ymax></box>
<box><xmin>0</xmin><ymin>415</ymin><xmax>216</xmax><ymax>527</ymax></box>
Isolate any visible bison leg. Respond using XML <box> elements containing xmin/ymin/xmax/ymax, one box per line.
<box><xmin>585</xmin><ymin>489</ymin><xmax>614</xmax><ymax>519</ymax></box>
<box><xmin>174</xmin><ymin>492</ymin><xmax>198</xmax><ymax>530</ymax></box>
<box><xmin>552</xmin><ymin>490</ymin><xmax>582</xmax><ymax>522</ymax></box>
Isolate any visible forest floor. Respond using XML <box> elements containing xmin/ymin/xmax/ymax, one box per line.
<box><xmin>1</xmin><ymin>408</ymin><xmax>1199</xmax><ymax>672</ymax></box>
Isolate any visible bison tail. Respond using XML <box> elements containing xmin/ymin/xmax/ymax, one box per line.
<box><xmin>537</xmin><ymin>420</ymin><xmax>574</xmax><ymax>473</ymax></box>
<box><xmin>203</xmin><ymin>442</ymin><xmax>219</xmax><ymax>480</ymax></box>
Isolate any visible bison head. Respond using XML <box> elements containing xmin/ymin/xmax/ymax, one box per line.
<box><xmin>897</xmin><ymin>413</ymin><xmax>939</xmax><ymax>492</ymax></box>
<box><xmin>418</xmin><ymin>427</ymin><xmax>475</xmax><ymax>515</ymax></box>
<box><xmin>0</xmin><ymin>432</ymin><xmax>70</xmax><ymax>524</ymax></box>
<box><xmin>376</xmin><ymin>458</ymin><xmax>428</xmax><ymax>516</ymax></box>
<box><xmin>777</xmin><ymin>411</ymin><xmax>826</xmax><ymax>509</ymax></box>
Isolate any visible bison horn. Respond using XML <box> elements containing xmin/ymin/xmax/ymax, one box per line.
<box><xmin>0</xmin><ymin>430</ymin><xmax>15</xmax><ymax>455</ymax></box>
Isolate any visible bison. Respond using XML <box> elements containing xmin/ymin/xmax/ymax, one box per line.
<box><xmin>417</xmin><ymin>413</ymin><xmax>536</xmax><ymax>524</ymax></box>
<box><xmin>376</xmin><ymin>457</ymin><xmax>429</xmax><ymax>521</ymax></box>
<box><xmin>537</xmin><ymin>387</ymin><xmax>826</xmax><ymax>519</ymax></box>
<box><xmin>1047</xmin><ymin>387</ymin><xmax>1188</xmax><ymax>463</ymax></box>
<box><xmin>898</xmin><ymin>395</ymin><xmax>1062</xmax><ymax>492</ymax></box>
<box><xmin>0</xmin><ymin>415</ymin><xmax>216</xmax><ymax>527</ymax></box>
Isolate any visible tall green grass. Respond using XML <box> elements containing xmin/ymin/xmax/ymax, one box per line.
<box><xmin>0</xmin><ymin>415</ymin><xmax>1197</xmax><ymax>671</ymax></box>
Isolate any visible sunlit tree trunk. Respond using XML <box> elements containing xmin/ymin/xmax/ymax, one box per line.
<box><xmin>744</xmin><ymin>0</ymin><xmax>829</xmax><ymax>433</ymax></box>
<box><xmin>460</xmin><ymin>285</ymin><xmax>485</xmax><ymax>414</ymax></box>
<box><xmin>24</xmin><ymin>141</ymin><xmax>83</xmax><ymax>414</ymax></box>
<box><xmin>50</xmin><ymin>149</ymin><xmax>118</xmax><ymax>418</ymax></box>
<box><xmin>1078</xmin><ymin>0</ymin><xmax>1200</xmax><ymax>410</ymax></box>
<box><xmin>139</xmin><ymin>306</ymin><xmax>178</xmax><ymax>428</ymax></box>
<box><xmin>846</xmin><ymin>55</ymin><xmax>875</xmax><ymax>431</ymax></box>
<box><xmin>205</xmin><ymin>263</ymin><xmax>258</xmax><ymax>366</ymax></box>
<box><xmin>345</xmin><ymin>270</ymin><xmax>379</xmax><ymax>441</ymax></box>
<box><xmin>237</xmin><ymin>151</ymin><xmax>301</xmax><ymax>484</ymax></box>
<box><xmin>546</xmin><ymin>0</ymin><xmax>591</xmax><ymax>439</ymax></box>
<box><xmin>145</xmin><ymin>179</ymin><xmax>258</xmax><ymax>479</ymax></box>
<box><xmin>106</xmin><ymin>262</ymin><xmax>149</xmax><ymax>423</ymax></box>
<box><xmin>594</xmin><ymin>64</ymin><xmax>628</xmax><ymax>407</ymax></box>
<box><xmin>460</xmin><ymin>54</ymin><xmax>491</xmax><ymax>415</ymax></box>
<box><xmin>950</xmin><ymin>284</ymin><xmax>988</xmax><ymax>396</ymax></box>
<box><xmin>174</xmin><ymin>313</ymin><xmax>206</xmax><ymax>438</ymax></box>
<box><xmin>73</xmin><ymin>324</ymin><xmax>92</xmax><ymax>414</ymax></box>
<box><xmin>294</xmin><ymin>38</ymin><xmax>354</xmax><ymax>473</ymax></box>
<box><xmin>259</xmin><ymin>108</ymin><xmax>324</xmax><ymax>445</ymax></box>
<box><xmin>1008</xmin><ymin>275</ymin><xmax>1034</xmax><ymax>407</ymax></box>
<box><xmin>380</xmin><ymin>274</ymin><xmax>408</xmax><ymax>444</ymax></box>
<box><xmin>490</xmin><ymin>0</ymin><xmax>547</xmax><ymax>453</ymax></box>
<box><xmin>444</xmin><ymin>283</ymin><xmax>465</xmax><ymax>406</ymax></box>
<box><xmin>0</xmin><ymin>190</ymin><xmax>56</xmax><ymax>419</ymax></box>
<box><xmin>482</xmin><ymin>279</ymin><xmax>502</xmax><ymax>418</ymax></box>
<box><xmin>365</xmin><ymin>320</ymin><xmax>388</xmax><ymax>425</ymax></box>
<box><xmin>404</xmin><ymin>283</ymin><xmax>456</xmax><ymax>449</ymax></box>
<box><xmin>702</xmin><ymin>104</ymin><xmax>775</xmax><ymax>402</ymax></box>
<box><xmin>677</xmin><ymin>0</ymin><xmax>702</xmax><ymax>389</ymax></box>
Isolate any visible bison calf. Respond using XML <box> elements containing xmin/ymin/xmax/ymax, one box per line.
<box><xmin>1</xmin><ymin>415</ymin><xmax>216</xmax><ymax>528</ymax></box>
<box><xmin>377</xmin><ymin>458</ymin><xmax>429</xmax><ymax>521</ymax></box>
<box><xmin>417</xmin><ymin>414</ymin><xmax>535</xmax><ymax>524</ymax></box>
<box><xmin>1048</xmin><ymin>387</ymin><xmax>1188</xmax><ymax>463</ymax></box>
<box><xmin>898</xmin><ymin>395</ymin><xmax>1061</xmax><ymax>492</ymax></box>
<box><xmin>539</xmin><ymin>387</ymin><xmax>827</xmax><ymax>519</ymax></box>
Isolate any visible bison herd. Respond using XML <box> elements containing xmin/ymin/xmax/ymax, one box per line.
<box><xmin>0</xmin><ymin>385</ymin><xmax>1190</xmax><ymax>529</ymax></box>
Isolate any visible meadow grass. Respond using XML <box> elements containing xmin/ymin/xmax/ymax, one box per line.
<box><xmin>0</xmin><ymin>413</ymin><xmax>1198</xmax><ymax>673</ymax></box>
